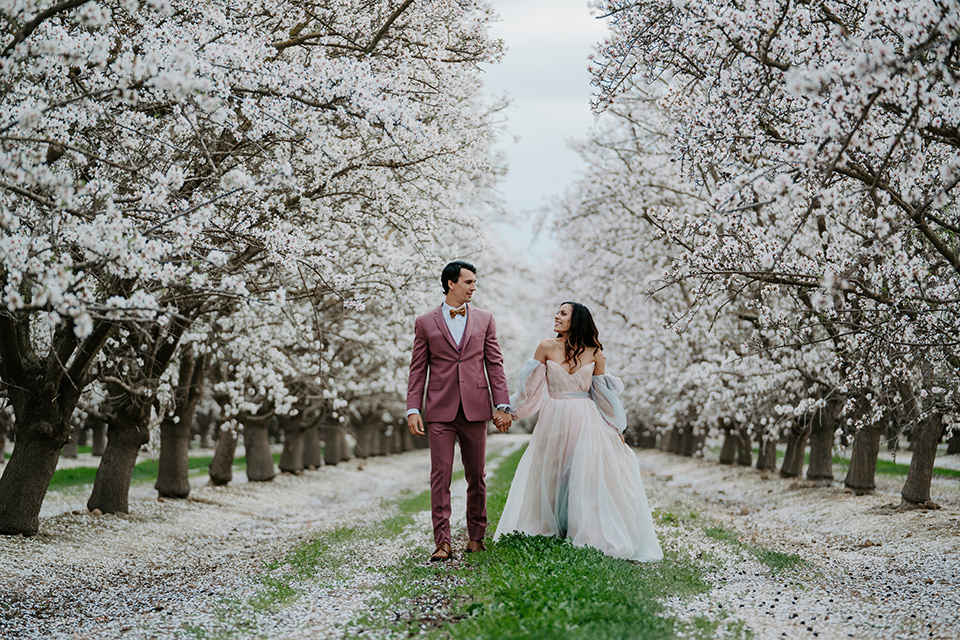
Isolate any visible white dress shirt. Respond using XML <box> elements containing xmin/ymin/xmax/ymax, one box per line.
<box><xmin>441</xmin><ymin>301</ymin><xmax>467</xmax><ymax>345</ymax></box>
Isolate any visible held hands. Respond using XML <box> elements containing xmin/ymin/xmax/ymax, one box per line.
<box><xmin>408</xmin><ymin>413</ymin><xmax>425</xmax><ymax>436</ymax></box>
<box><xmin>493</xmin><ymin>409</ymin><xmax>513</xmax><ymax>433</ymax></box>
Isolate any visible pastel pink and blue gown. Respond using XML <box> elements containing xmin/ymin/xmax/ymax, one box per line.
<box><xmin>494</xmin><ymin>359</ymin><xmax>663</xmax><ymax>562</ymax></box>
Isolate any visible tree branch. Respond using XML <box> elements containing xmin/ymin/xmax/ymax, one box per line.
<box><xmin>364</xmin><ymin>0</ymin><xmax>415</xmax><ymax>55</ymax></box>
<box><xmin>2</xmin><ymin>0</ymin><xmax>94</xmax><ymax>57</ymax></box>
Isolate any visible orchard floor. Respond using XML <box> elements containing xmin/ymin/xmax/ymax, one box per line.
<box><xmin>0</xmin><ymin>435</ymin><xmax>957</xmax><ymax>640</ymax></box>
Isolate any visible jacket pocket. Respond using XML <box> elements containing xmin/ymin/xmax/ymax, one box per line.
<box><xmin>476</xmin><ymin>378</ymin><xmax>488</xmax><ymax>388</ymax></box>
<box><xmin>428</xmin><ymin>380</ymin><xmax>442</xmax><ymax>390</ymax></box>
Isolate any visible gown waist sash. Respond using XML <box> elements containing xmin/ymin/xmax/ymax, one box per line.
<box><xmin>549</xmin><ymin>390</ymin><xmax>590</xmax><ymax>399</ymax></box>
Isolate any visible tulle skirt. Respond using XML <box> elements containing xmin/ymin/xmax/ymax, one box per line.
<box><xmin>494</xmin><ymin>397</ymin><xmax>663</xmax><ymax>562</ymax></box>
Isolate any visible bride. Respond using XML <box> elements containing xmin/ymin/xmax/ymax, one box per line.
<box><xmin>493</xmin><ymin>302</ymin><xmax>663</xmax><ymax>562</ymax></box>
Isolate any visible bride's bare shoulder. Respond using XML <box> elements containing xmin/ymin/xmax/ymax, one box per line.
<box><xmin>534</xmin><ymin>337</ymin><xmax>563</xmax><ymax>362</ymax></box>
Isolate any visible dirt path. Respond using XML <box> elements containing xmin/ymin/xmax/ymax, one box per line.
<box><xmin>1</xmin><ymin>438</ymin><xmax>519</xmax><ymax>639</ymax></box>
<box><xmin>636</xmin><ymin>448</ymin><xmax>960</xmax><ymax>640</ymax></box>
<box><xmin>2</xmin><ymin>437</ymin><xmax>958</xmax><ymax>640</ymax></box>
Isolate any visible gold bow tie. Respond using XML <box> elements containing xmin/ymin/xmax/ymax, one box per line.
<box><xmin>449</xmin><ymin>306</ymin><xmax>466</xmax><ymax>319</ymax></box>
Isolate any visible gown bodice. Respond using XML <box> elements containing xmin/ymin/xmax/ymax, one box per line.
<box><xmin>545</xmin><ymin>359</ymin><xmax>595</xmax><ymax>395</ymax></box>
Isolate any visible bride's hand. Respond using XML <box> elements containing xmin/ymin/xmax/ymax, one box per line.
<box><xmin>619</xmin><ymin>433</ymin><xmax>626</xmax><ymax>444</ymax></box>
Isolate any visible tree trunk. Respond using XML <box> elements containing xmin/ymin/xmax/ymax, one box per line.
<box><xmin>155</xmin><ymin>351</ymin><xmax>207</xmax><ymax>499</ymax></box>
<box><xmin>658</xmin><ymin>426</ymin><xmax>672</xmax><ymax>452</ymax></box>
<box><xmin>845</xmin><ymin>419</ymin><xmax>883</xmax><ymax>495</ymax></box>
<box><xmin>719</xmin><ymin>427</ymin><xmax>737</xmax><ymax>465</ymax></box>
<box><xmin>87</xmin><ymin>399</ymin><xmax>150</xmax><ymax>514</ymax></box>
<box><xmin>195</xmin><ymin>405</ymin><xmax>217</xmax><ymax>449</ymax></box>
<box><xmin>91</xmin><ymin>417</ymin><xmax>107</xmax><ymax>456</ymax></box>
<box><xmin>0</xmin><ymin>390</ymin><xmax>81</xmax><ymax>535</ymax></box>
<box><xmin>279</xmin><ymin>418</ymin><xmax>305</xmax><ymax>474</ymax></box>
<box><xmin>885</xmin><ymin>418</ymin><xmax>900</xmax><ymax>450</ymax></box>
<box><xmin>341</xmin><ymin>426</ymin><xmax>354</xmax><ymax>459</ymax></box>
<box><xmin>946</xmin><ymin>422</ymin><xmax>960</xmax><ymax>455</ymax></box>
<box><xmin>401</xmin><ymin>423</ymin><xmax>416</xmax><ymax>451</ymax></box>
<box><xmin>736</xmin><ymin>425</ymin><xmax>752</xmax><ymax>467</ymax></box>
<box><xmin>756</xmin><ymin>433</ymin><xmax>778</xmax><ymax>471</ymax></box>
<box><xmin>636</xmin><ymin>423</ymin><xmax>657</xmax><ymax>448</ymax></box>
<box><xmin>209</xmin><ymin>426</ymin><xmax>238</xmax><ymax>486</ymax></box>
<box><xmin>303</xmin><ymin>423</ymin><xmax>321</xmax><ymax>469</ymax></box>
<box><xmin>0</xmin><ymin>428</ymin><xmax>63</xmax><ymax>535</ymax></box>
<box><xmin>679</xmin><ymin>423</ymin><xmax>695</xmax><ymax>456</ymax></box>
<box><xmin>353</xmin><ymin>423</ymin><xmax>370</xmax><ymax>459</ymax></box>
<box><xmin>667</xmin><ymin>425</ymin><xmax>684</xmax><ymax>454</ymax></box>
<box><xmin>693</xmin><ymin>425</ymin><xmax>707</xmax><ymax>457</ymax></box>
<box><xmin>901</xmin><ymin>411</ymin><xmax>943</xmax><ymax>507</ymax></box>
<box><xmin>780</xmin><ymin>419</ymin><xmax>810</xmax><ymax>478</ymax></box>
<box><xmin>322</xmin><ymin>423</ymin><xmax>340</xmax><ymax>466</ymax></box>
<box><xmin>155</xmin><ymin>416</ymin><xmax>192</xmax><ymax>498</ymax></box>
<box><xmin>392</xmin><ymin>425</ymin><xmax>403</xmax><ymax>455</ymax></box>
<box><xmin>61</xmin><ymin>423</ymin><xmax>79</xmax><ymax>459</ymax></box>
<box><xmin>0</xmin><ymin>308</ymin><xmax>112</xmax><ymax>535</ymax></box>
<box><xmin>0</xmin><ymin>417</ymin><xmax>6</xmax><ymax>464</ymax></box>
<box><xmin>244</xmin><ymin>420</ymin><xmax>276</xmax><ymax>482</ymax></box>
<box><xmin>379</xmin><ymin>426</ymin><xmax>394</xmax><ymax>456</ymax></box>
<box><xmin>807</xmin><ymin>401</ymin><xmax>838</xmax><ymax>486</ymax></box>
<box><xmin>371</xmin><ymin>424</ymin><xmax>385</xmax><ymax>456</ymax></box>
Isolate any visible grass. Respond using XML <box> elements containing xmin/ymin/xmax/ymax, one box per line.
<box><xmin>349</xmin><ymin>445</ymin><xmax>725</xmax><ymax>640</ymax></box>
<box><xmin>722</xmin><ymin>444</ymin><xmax>960</xmax><ymax>479</ymax></box>
<box><xmin>46</xmin><ymin>453</ymin><xmax>282</xmax><ymax>491</ymax></box>
<box><xmin>433</xmin><ymin>534</ymin><xmax>702</xmax><ymax>640</ymax></box>
<box><xmin>866</xmin><ymin>457</ymin><xmax>960</xmax><ymax>479</ymax></box>
<box><xmin>702</xmin><ymin>524</ymin><xmax>805</xmax><ymax>573</ymax></box>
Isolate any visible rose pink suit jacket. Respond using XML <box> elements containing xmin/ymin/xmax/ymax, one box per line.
<box><xmin>406</xmin><ymin>305</ymin><xmax>510</xmax><ymax>422</ymax></box>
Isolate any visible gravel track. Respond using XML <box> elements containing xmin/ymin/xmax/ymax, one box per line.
<box><xmin>1</xmin><ymin>441</ymin><xmax>453</xmax><ymax>639</ymax></box>
<box><xmin>1</xmin><ymin>436</ymin><xmax>957</xmax><ymax>640</ymax></box>
<box><xmin>639</xmin><ymin>448</ymin><xmax>960</xmax><ymax>640</ymax></box>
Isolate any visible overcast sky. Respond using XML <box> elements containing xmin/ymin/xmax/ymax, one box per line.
<box><xmin>482</xmin><ymin>0</ymin><xmax>609</xmax><ymax>257</ymax></box>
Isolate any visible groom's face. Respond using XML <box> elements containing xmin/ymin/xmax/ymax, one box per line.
<box><xmin>447</xmin><ymin>268</ymin><xmax>477</xmax><ymax>306</ymax></box>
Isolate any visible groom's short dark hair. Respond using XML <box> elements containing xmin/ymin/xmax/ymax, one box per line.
<box><xmin>441</xmin><ymin>260</ymin><xmax>476</xmax><ymax>294</ymax></box>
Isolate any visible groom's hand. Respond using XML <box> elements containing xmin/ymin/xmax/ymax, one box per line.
<box><xmin>408</xmin><ymin>413</ymin><xmax>425</xmax><ymax>436</ymax></box>
<box><xmin>493</xmin><ymin>410</ymin><xmax>512</xmax><ymax>433</ymax></box>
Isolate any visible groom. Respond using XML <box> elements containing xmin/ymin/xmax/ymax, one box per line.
<box><xmin>407</xmin><ymin>260</ymin><xmax>513</xmax><ymax>561</ymax></box>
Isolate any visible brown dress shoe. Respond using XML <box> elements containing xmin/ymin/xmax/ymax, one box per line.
<box><xmin>465</xmin><ymin>539</ymin><xmax>487</xmax><ymax>553</ymax></box>
<box><xmin>430</xmin><ymin>542</ymin><xmax>453</xmax><ymax>562</ymax></box>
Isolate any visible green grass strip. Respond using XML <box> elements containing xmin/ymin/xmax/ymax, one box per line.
<box><xmin>47</xmin><ymin>453</ymin><xmax>282</xmax><ymax>491</ymax></box>
<box><xmin>724</xmin><ymin>445</ymin><xmax>959</xmax><ymax>479</ymax></box>
<box><xmin>860</xmin><ymin>457</ymin><xmax>960</xmax><ymax>478</ymax></box>
<box><xmin>702</xmin><ymin>524</ymin><xmax>805</xmax><ymax>573</ymax></box>
<box><xmin>439</xmin><ymin>534</ymin><xmax>702</xmax><ymax>640</ymax></box>
<box><xmin>355</xmin><ymin>444</ymin><xmax>717</xmax><ymax>640</ymax></box>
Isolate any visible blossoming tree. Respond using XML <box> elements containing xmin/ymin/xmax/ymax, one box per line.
<box><xmin>0</xmin><ymin>0</ymin><xmax>504</xmax><ymax>534</ymax></box>
<box><xmin>569</xmin><ymin>0</ymin><xmax>959</xmax><ymax>506</ymax></box>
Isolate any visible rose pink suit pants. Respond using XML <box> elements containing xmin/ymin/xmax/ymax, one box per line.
<box><xmin>406</xmin><ymin>305</ymin><xmax>510</xmax><ymax>546</ymax></box>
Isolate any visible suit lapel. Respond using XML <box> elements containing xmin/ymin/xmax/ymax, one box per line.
<box><xmin>432</xmin><ymin>307</ymin><xmax>459</xmax><ymax>351</ymax></box>
<box><xmin>459</xmin><ymin>304</ymin><xmax>475</xmax><ymax>353</ymax></box>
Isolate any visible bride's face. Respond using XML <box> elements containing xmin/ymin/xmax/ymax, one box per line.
<box><xmin>554</xmin><ymin>304</ymin><xmax>573</xmax><ymax>334</ymax></box>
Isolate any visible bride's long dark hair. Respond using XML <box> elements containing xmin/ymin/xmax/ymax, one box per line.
<box><xmin>558</xmin><ymin>301</ymin><xmax>603</xmax><ymax>368</ymax></box>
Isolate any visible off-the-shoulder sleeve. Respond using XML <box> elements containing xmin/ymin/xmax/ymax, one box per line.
<box><xmin>590</xmin><ymin>374</ymin><xmax>627</xmax><ymax>434</ymax></box>
<box><xmin>509</xmin><ymin>359</ymin><xmax>547</xmax><ymax>420</ymax></box>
